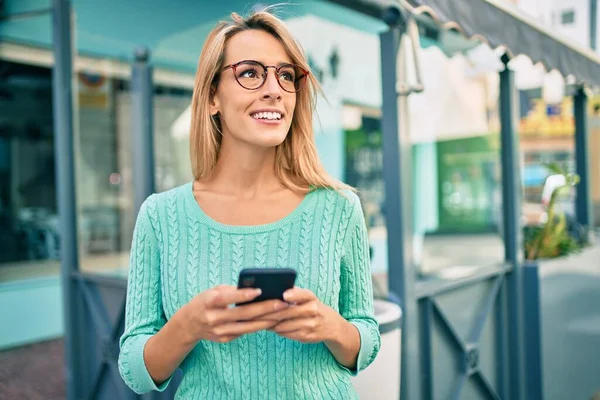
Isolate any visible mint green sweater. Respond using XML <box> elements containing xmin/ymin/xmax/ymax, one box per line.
<box><xmin>118</xmin><ymin>182</ymin><xmax>380</xmax><ymax>399</ymax></box>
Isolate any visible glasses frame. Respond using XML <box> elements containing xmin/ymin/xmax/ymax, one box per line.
<box><xmin>221</xmin><ymin>59</ymin><xmax>309</xmax><ymax>93</ymax></box>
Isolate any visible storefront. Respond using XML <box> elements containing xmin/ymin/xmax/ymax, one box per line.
<box><xmin>2</xmin><ymin>0</ymin><xmax>600</xmax><ymax>399</ymax></box>
<box><xmin>0</xmin><ymin>0</ymin><xmax>390</xmax><ymax>349</ymax></box>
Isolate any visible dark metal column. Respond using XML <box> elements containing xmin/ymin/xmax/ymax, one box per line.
<box><xmin>379</xmin><ymin>8</ymin><xmax>418</xmax><ymax>400</ymax></box>
<box><xmin>51</xmin><ymin>0</ymin><xmax>82</xmax><ymax>399</ymax></box>
<box><xmin>591</xmin><ymin>0</ymin><xmax>598</xmax><ymax>51</ymax></box>
<box><xmin>499</xmin><ymin>54</ymin><xmax>524</xmax><ymax>400</ymax></box>
<box><xmin>574</xmin><ymin>86</ymin><xmax>592</xmax><ymax>228</ymax></box>
<box><xmin>131</xmin><ymin>47</ymin><xmax>156</xmax><ymax>216</ymax></box>
<box><xmin>522</xmin><ymin>264</ymin><xmax>544</xmax><ymax>400</ymax></box>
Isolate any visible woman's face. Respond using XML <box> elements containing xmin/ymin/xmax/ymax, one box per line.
<box><xmin>210</xmin><ymin>30</ymin><xmax>297</xmax><ymax>150</ymax></box>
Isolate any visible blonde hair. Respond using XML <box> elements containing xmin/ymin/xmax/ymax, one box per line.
<box><xmin>189</xmin><ymin>8</ymin><xmax>353</xmax><ymax>193</ymax></box>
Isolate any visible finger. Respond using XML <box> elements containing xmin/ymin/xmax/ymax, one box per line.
<box><xmin>208</xmin><ymin>287</ymin><xmax>262</xmax><ymax>308</ymax></box>
<box><xmin>270</xmin><ymin>329</ymin><xmax>306</xmax><ymax>342</ymax></box>
<box><xmin>225</xmin><ymin>299</ymin><xmax>289</xmax><ymax>322</ymax></box>
<box><xmin>283</xmin><ymin>287</ymin><xmax>316</xmax><ymax>304</ymax></box>
<box><xmin>213</xmin><ymin>319</ymin><xmax>278</xmax><ymax>337</ymax></box>
<box><xmin>271</xmin><ymin>318</ymin><xmax>311</xmax><ymax>333</ymax></box>
<box><xmin>259</xmin><ymin>302</ymin><xmax>316</xmax><ymax>321</ymax></box>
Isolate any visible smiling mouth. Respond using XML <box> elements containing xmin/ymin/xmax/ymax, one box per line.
<box><xmin>250</xmin><ymin>111</ymin><xmax>283</xmax><ymax>121</ymax></box>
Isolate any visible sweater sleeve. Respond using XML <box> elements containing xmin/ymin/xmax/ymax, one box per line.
<box><xmin>338</xmin><ymin>194</ymin><xmax>381</xmax><ymax>375</ymax></box>
<box><xmin>118</xmin><ymin>196</ymin><xmax>172</xmax><ymax>394</ymax></box>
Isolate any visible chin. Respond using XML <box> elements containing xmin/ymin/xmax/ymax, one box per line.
<box><xmin>254</xmin><ymin>134</ymin><xmax>288</xmax><ymax>149</ymax></box>
<box><xmin>247</xmin><ymin>128</ymin><xmax>289</xmax><ymax>149</ymax></box>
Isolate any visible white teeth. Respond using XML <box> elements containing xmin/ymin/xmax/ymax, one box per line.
<box><xmin>252</xmin><ymin>111</ymin><xmax>282</xmax><ymax>120</ymax></box>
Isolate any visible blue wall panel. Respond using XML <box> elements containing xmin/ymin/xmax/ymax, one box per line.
<box><xmin>0</xmin><ymin>277</ymin><xmax>64</xmax><ymax>350</ymax></box>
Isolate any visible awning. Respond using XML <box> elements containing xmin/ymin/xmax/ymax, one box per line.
<box><xmin>0</xmin><ymin>0</ymin><xmax>390</xmax><ymax>73</ymax></box>
<box><xmin>327</xmin><ymin>0</ymin><xmax>600</xmax><ymax>88</ymax></box>
<box><xmin>4</xmin><ymin>0</ymin><xmax>599</xmax><ymax>86</ymax></box>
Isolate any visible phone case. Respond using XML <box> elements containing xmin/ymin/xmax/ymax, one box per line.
<box><xmin>237</xmin><ymin>268</ymin><xmax>297</xmax><ymax>305</ymax></box>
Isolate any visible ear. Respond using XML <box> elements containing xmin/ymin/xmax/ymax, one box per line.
<box><xmin>209</xmin><ymin>87</ymin><xmax>220</xmax><ymax>116</ymax></box>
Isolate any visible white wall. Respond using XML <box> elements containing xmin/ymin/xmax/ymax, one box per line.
<box><xmin>286</xmin><ymin>15</ymin><xmax>492</xmax><ymax>144</ymax></box>
<box><xmin>516</xmin><ymin>0</ymin><xmax>594</xmax><ymax>49</ymax></box>
<box><xmin>286</xmin><ymin>15</ymin><xmax>383</xmax><ymax>108</ymax></box>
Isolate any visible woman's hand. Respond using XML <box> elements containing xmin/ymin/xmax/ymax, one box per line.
<box><xmin>262</xmin><ymin>288</ymin><xmax>342</xmax><ymax>343</ymax></box>
<box><xmin>180</xmin><ymin>285</ymin><xmax>289</xmax><ymax>344</ymax></box>
<box><xmin>263</xmin><ymin>287</ymin><xmax>361</xmax><ymax>369</ymax></box>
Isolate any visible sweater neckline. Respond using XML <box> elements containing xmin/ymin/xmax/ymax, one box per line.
<box><xmin>184</xmin><ymin>181</ymin><xmax>317</xmax><ymax>234</ymax></box>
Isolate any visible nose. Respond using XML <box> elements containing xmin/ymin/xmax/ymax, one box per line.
<box><xmin>261</xmin><ymin>68</ymin><xmax>282</xmax><ymax>100</ymax></box>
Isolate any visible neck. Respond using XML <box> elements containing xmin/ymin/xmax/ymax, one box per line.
<box><xmin>206</xmin><ymin>140</ymin><xmax>282</xmax><ymax>198</ymax></box>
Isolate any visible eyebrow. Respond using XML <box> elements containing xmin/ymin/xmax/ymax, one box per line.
<box><xmin>233</xmin><ymin>59</ymin><xmax>294</xmax><ymax>66</ymax></box>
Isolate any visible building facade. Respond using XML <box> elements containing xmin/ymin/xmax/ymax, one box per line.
<box><xmin>1</xmin><ymin>0</ymin><xmax>599</xmax><ymax>352</ymax></box>
<box><xmin>516</xmin><ymin>0</ymin><xmax>599</xmax><ymax>51</ymax></box>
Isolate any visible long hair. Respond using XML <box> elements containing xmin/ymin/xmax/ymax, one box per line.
<box><xmin>189</xmin><ymin>8</ymin><xmax>353</xmax><ymax>193</ymax></box>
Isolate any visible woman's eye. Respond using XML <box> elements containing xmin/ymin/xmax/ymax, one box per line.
<box><xmin>239</xmin><ymin>68</ymin><xmax>260</xmax><ymax>79</ymax></box>
<box><xmin>279</xmin><ymin>71</ymin><xmax>295</xmax><ymax>81</ymax></box>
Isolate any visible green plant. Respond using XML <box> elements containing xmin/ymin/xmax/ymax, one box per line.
<box><xmin>524</xmin><ymin>163</ymin><xmax>589</xmax><ymax>261</ymax></box>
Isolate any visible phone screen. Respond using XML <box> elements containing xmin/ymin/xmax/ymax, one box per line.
<box><xmin>237</xmin><ymin>268</ymin><xmax>297</xmax><ymax>305</ymax></box>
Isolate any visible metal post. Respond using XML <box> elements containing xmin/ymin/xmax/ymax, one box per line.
<box><xmin>574</xmin><ymin>86</ymin><xmax>592</xmax><ymax>228</ymax></box>
<box><xmin>522</xmin><ymin>264</ymin><xmax>544</xmax><ymax>400</ymax></box>
<box><xmin>51</xmin><ymin>0</ymin><xmax>81</xmax><ymax>399</ymax></box>
<box><xmin>499</xmin><ymin>54</ymin><xmax>524</xmax><ymax>400</ymax></box>
<box><xmin>131</xmin><ymin>48</ymin><xmax>156</xmax><ymax>216</ymax></box>
<box><xmin>591</xmin><ymin>0</ymin><xmax>598</xmax><ymax>51</ymax></box>
<box><xmin>379</xmin><ymin>8</ymin><xmax>418</xmax><ymax>400</ymax></box>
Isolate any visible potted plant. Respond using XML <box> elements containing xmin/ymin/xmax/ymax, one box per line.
<box><xmin>521</xmin><ymin>162</ymin><xmax>599</xmax><ymax>400</ymax></box>
<box><xmin>524</xmin><ymin>163</ymin><xmax>589</xmax><ymax>261</ymax></box>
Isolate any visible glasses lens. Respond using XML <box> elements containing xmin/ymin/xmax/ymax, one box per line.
<box><xmin>277</xmin><ymin>65</ymin><xmax>298</xmax><ymax>92</ymax></box>
<box><xmin>235</xmin><ymin>61</ymin><xmax>265</xmax><ymax>90</ymax></box>
<box><xmin>278</xmin><ymin>64</ymin><xmax>307</xmax><ymax>93</ymax></box>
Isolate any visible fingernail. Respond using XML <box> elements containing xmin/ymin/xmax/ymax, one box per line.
<box><xmin>283</xmin><ymin>292</ymin><xmax>290</xmax><ymax>301</ymax></box>
<box><xmin>275</xmin><ymin>302</ymin><xmax>288</xmax><ymax>310</ymax></box>
<box><xmin>248</xmin><ymin>289</ymin><xmax>261</xmax><ymax>298</ymax></box>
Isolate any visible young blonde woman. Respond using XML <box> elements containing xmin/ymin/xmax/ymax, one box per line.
<box><xmin>118</xmin><ymin>9</ymin><xmax>380</xmax><ymax>400</ymax></box>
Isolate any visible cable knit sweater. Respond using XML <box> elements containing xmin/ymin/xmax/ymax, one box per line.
<box><xmin>118</xmin><ymin>181</ymin><xmax>381</xmax><ymax>399</ymax></box>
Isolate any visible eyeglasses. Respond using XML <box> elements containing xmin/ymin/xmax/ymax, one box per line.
<box><xmin>221</xmin><ymin>60</ymin><xmax>309</xmax><ymax>93</ymax></box>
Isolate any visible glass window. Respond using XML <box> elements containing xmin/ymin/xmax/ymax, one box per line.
<box><xmin>77</xmin><ymin>77</ymin><xmax>193</xmax><ymax>276</ymax></box>
<box><xmin>0</xmin><ymin>60</ymin><xmax>60</xmax><ymax>282</ymax></box>
<box><xmin>561</xmin><ymin>9</ymin><xmax>575</xmax><ymax>25</ymax></box>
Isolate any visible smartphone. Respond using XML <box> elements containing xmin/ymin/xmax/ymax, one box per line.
<box><xmin>236</xmin><ymin>268</ymin><xmax>297</xmax><ymax>305</ymax></box>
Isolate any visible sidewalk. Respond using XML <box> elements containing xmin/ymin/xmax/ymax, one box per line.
<box><xmin>0</xmin><ymin>339</ymin><xmax>65</xmax><ymax>400</ymax></box>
